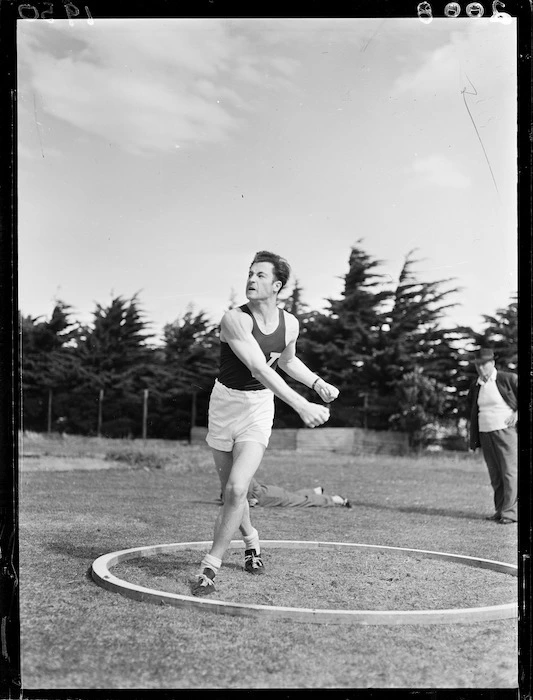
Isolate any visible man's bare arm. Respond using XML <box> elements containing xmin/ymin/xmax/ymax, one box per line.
<box><xmin>278</xmin><ymin>316</ymin><xmax>340</xmax><ymax>403</ymax></box>
<box><xmin>221</xmin><ymin>311</ymin><xmax>329</xmax><ymax>428</ymax></box>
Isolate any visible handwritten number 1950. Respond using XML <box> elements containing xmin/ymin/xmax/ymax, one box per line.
<box><xmin>18</xmin><ymin>3</ymin><xmax>93</xmax><ymax>25</ymax></box>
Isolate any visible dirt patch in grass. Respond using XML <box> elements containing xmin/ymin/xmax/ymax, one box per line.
<box><xmin>104</xmin><ymin>445</ymin><xmax>211</xmax><ymax>473</ymax></box>
<box><xmin>115</xmin><ymin>547</ymin><xmax>516</xmax><ymax>611</ymax></box>
<box><xmin>20</xmin><ymin>434</ymin><xmax>211</xmax><ymax>474</ymax></box>
<box><xmin>21</xmin><ymin>432</ymin><xmax>190</xmax><ymax>460</ymax></box>
<box><xmin>21</xmin><ymin>455</ymin><xmax>126</xmax><ymax>472</ymax></box>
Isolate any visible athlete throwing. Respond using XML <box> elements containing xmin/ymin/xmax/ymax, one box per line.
<box><xmin>190</xmin><ymin>251</ymin><xmax>339</xmax><ymax>596</ymax></box>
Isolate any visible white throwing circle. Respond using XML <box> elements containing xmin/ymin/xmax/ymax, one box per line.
<box><xmin>91</xmin><ymin>540</ymin><xmax>517</xmax><ymax>625</ymax></box>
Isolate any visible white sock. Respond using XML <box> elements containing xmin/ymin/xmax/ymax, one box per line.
<box><xmin>200</xmin><ymin>553</ymin><xmax>221</xmax><ymax>576</ymax></box>
<box><xmin>243</xmin><ymin>527</ymin><xmax>260</xmax><ymax>554</ymax></box>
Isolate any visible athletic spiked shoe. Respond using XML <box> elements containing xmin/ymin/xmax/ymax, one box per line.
<box><xmin>244</xmin><ymin>548</ymin><xmax>265</xmax><ymax>575</ymax></box>
<box><xmin>190</xmin><ymin>567</ymin><xmax>216</xmax><ymax>597</ymax></box>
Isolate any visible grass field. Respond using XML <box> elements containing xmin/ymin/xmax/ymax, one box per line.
<box><xmin>18</xmin><ymin>433</ymin><xmax>518</xmax><ymax>690</ymax></box>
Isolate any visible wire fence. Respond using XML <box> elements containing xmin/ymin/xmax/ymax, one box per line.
<box><xmin>22</xmin><ymin>388</ymin><xmax>211</xmax><ymax>440</ymax></box>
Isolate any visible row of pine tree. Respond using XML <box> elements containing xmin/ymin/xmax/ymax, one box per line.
<box><xmin>21</xmin><ymin>244</ymin><xmax>517</xmax><ymax>447</ymax></box>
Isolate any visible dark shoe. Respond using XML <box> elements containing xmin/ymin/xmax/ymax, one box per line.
<box><xmin>244</xmin><ymin>549</ymin><xmax>265</xmax><ymax>575</ymax></box>
<box><xmin>190</xmin><ymin>568</ymin><xmax>216</xmax><ymax>596</ymax></box>
<box><xmin>343</xmin><ymin>498</ymin><xmax>352</xmax><ymax>508</ymax></box>
<box><xmin>498</xmin><ymin>517</ymin><xmax>516</xmax><ymax>525</ymax></box>
<box><xmin>485</xmin><ymin>514</ymin><xmax>500</xmax><ymax>521</ymax></box>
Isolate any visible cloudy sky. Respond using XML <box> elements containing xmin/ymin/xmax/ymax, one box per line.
<box><xmin>17</xmin><ymin>17</ymin><xmax>517</xmax><ymax>341</ymax></box>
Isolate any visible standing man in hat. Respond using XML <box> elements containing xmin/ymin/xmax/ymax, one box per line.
<box><xmin>466</xmin><ymin>348</ymin><xmax>518</xmax><ymax>524</ymax></box>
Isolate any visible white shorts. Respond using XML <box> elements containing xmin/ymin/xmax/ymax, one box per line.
<box><xmin>206</xmin><ymin>379</ymin><xmax>275</xmax><ymax>452</ymax></box>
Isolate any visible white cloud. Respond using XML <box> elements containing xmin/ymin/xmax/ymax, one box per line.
<box><xmin>17</xmin><ymin>19</ymin><xmax>298</xmax><ymax>154</ymax></box>
<box><xmin>407</xmin><ymin>154</ymin><xmax>471</xmax><ymax>189</ymax></box>
<box><xmin>393</xmin><ymin>19</ymin><xmax>516</xmax><ymax>99</ymax></box>
<box><xmin>268</xmin><ymin>56</ymin><xmax>300</xmax><ymax>77</ymax></box>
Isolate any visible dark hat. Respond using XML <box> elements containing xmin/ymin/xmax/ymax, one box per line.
<box><xmin>472</xmin><ymin>348</ymin><xmax>495</xmax><ymax>363</ymax></box>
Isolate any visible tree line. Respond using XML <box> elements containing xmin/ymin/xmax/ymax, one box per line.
<box><xmin>21</xmin><ymin>243</ymin><xmax>517</xmax><ymax>447</ymax></box>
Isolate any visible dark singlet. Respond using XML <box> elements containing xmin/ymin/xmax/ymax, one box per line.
<box><xmin>218</xmin><ymin>304</ymin><xmax>287</xmax><ymax>391</ymax></box>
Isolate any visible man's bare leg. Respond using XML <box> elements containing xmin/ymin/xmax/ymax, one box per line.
<box><xmin>209</xmin><ymin>441</ymin><xmax>265</xmax><ymax>561</ymax></box>
<box><xmin>190</xmin><ymin>441</ymin><xmax>265</xmax><ymax>596</ymax></box>
<box><xmin>212</xmin><ymin>447</ymin><xmax>256</xmax><ymax>538</ymax></box>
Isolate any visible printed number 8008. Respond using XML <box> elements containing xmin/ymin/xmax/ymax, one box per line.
<box><xmin>417</xmin><ymin>0</ymin><xmax>512</xmax><ymax>23</ymax></box>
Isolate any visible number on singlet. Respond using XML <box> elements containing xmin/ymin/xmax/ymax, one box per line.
<box><xmin>267</xmin><ymin>352</ymin><xmax>282</xmax><ymax>367</ymax></box>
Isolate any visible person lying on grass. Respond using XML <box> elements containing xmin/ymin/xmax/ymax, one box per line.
<box><xmin>219</xmin><ymin>478</ymin><xmax>351</xmax><ymax>508</ymax></box>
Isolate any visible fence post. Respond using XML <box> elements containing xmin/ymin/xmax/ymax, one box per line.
<box><xmin>190</xmin><ymin>390</ymin><xmax>197</xmax><ymax>444</ymax></box>
<box><xmin>97</xmin><ymin>389</ymin><xmax>104</xmax><ymax>438</ymax></box>
<box><xmin>47</xmin><ymin>388</ymin><xmax>53</xmax><ymax>434</ymax></box>
<box><xmin>359</xmin><ymin>392</ymin><xmax>368</xmax><ymax>430</ymax></box>
<box><xmin>142</xmin><ymin>389</ymin><xmax>149</xmax><ymax>442</ymax></box>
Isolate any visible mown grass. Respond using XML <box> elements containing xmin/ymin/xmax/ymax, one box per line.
<box><xmin>118</xmin><ymin>547</ymin><xmax>515</xmax><ymax>611</ymax></box>
<box><xmin>19</xmin><ymin>433</ymin><xmax>518</xmax><ymax>690</ymax></box>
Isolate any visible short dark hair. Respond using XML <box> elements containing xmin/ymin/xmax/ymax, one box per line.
<box><xmin>251</xmin><ymin>251</ymin><xmax>291</xmax><ymax>290</ymax></box>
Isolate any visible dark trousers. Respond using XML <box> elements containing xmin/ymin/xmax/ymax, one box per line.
<box><xmin>479</xmin><ymin>427</ymin><xmax>517</xmax><ymax>521</ymax></box>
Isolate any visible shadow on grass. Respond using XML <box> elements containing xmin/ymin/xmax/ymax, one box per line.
<box><xmin>347</xmin><ymin>500</ymin><xmax>490</xmax><ymax>521</ymax></box>
<box><xmin>126</xmin><ymin>557</ymin><xmax>243</xmax><ymax>575</ymax></box>
<box><xmin>48</xmin><ymin>541</ymin><xmax>119</xmax><ymax>561</ymax></box>
<box><xmin>184</xmin><ymin>494</ymin><xmax>487</xmax><ymax>522</ymax></box>
<box><xmin>47</xmin><ymin>540</ymin><xmax>245</xmax><ymax>584</ymax></box>
<box><xmin>188</xmin><ymin>499</ymin><xmax>222</xmax><ymax>506</ymax></box>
